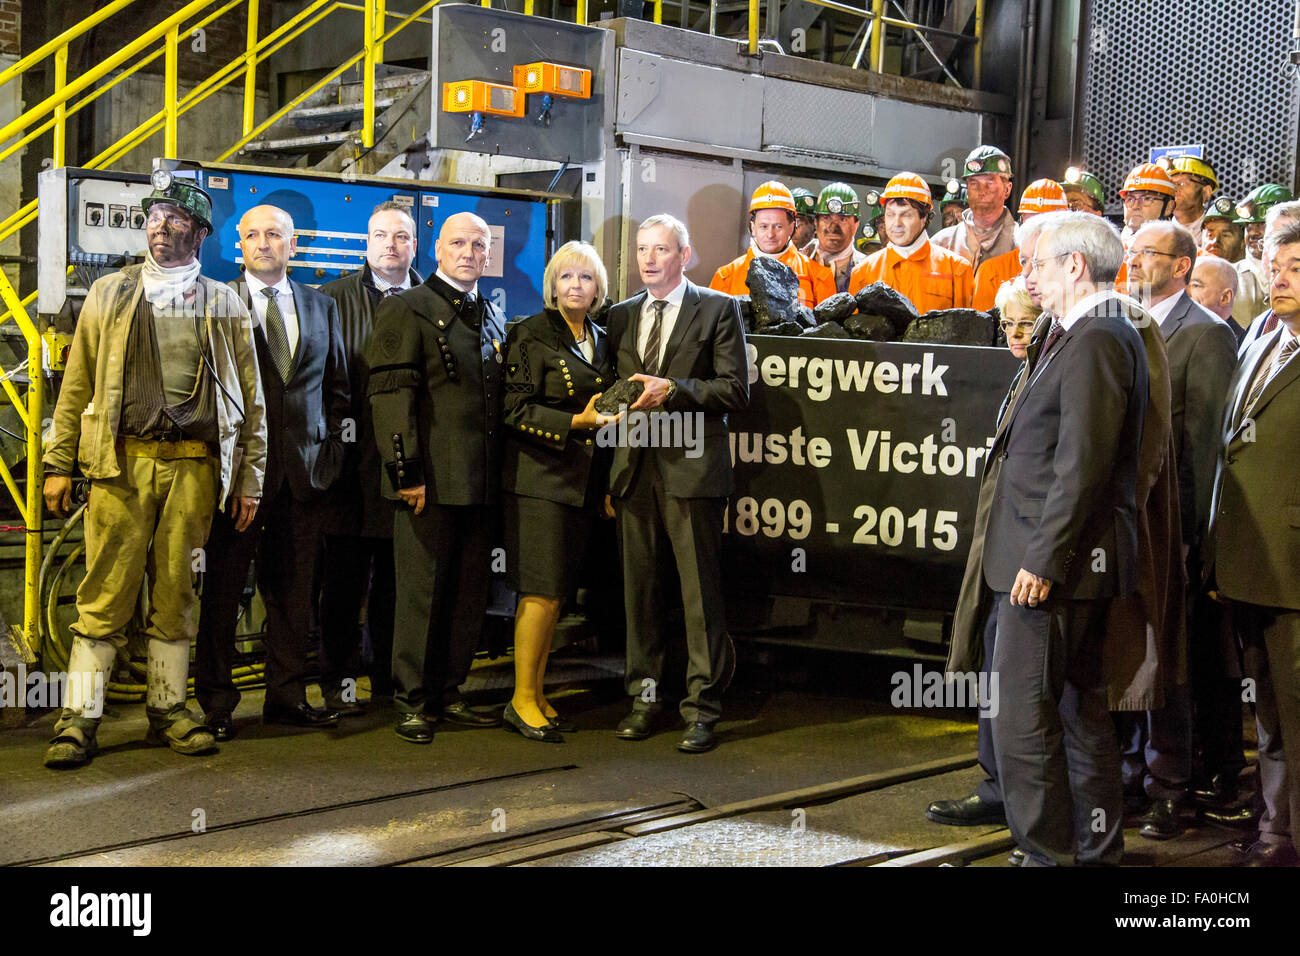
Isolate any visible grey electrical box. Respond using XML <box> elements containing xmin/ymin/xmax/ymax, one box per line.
<box><xmin>430</xmin><ymin>5</ymin><xmax>610</xmax><ymax>164</ymax></box>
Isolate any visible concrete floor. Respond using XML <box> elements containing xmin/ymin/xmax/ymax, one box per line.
<box><xmin>0</xmin><ymin>649</ymin><xmax>1266</xmax><ymax>867</ymax></box>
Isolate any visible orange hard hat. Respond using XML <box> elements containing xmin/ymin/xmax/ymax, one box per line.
<box><xmin>881</xmin><ymin>172</ymin><xmax>933</xmax><ymax>206</ymax></box>
<box><xmin>1119</xmin><ymin>163</ymin><xmax>1175</xmax><ymax>199</ymax></box>
<box><xmin>1018</xmin><ymin>178</ymin><xmax>1069</xmax><ymax>215</ymax></box>
<box><xmin>749</xmin><ymin>181</ymin><xmax>797</xmax><ymax>215</ymax></box>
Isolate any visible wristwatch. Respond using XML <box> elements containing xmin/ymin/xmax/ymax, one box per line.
<box><xmin>665</xmin><ymin>378</ymin><xmax>679</xmax><ymax>403</ymax></box>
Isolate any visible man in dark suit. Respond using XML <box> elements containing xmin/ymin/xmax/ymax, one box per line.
<box><xmin>604</xmin><ymin>213</ymin><xmax>749</xmax><ymax>753</ymax></box>
<box><xmin>1121</xmin><ymin>220</ymin><xmax>1239</xmax><ymax>836</ymax></box>
<box><xmin>1207</xmin><ymin>221</ymin><xmax>1300</xmax><ymax>867</ymax></box>
<box><xmin>196</xmin><ymin>204</ymin><xmax>351</xmax><ymax>736</ymax></box>
<box><xmin>365</xmin><ymin>211</ymin><xmax>505</xmax><ymax>744</ymax></box>
<box><xmin>984</xmin><ymin>211</ymin><xmax>1149</xmax><ymax>866</ymax></box>
<box><xmin>317</xmin><ymin>202</ymin><xmax>423</xmax><ymax>712</ymax></box>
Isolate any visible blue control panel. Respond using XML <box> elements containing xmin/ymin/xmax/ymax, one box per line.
<box><xmin>189</xmin><ymin>166</ymin><xmax>549</xmax><ymax>319</ymax></box>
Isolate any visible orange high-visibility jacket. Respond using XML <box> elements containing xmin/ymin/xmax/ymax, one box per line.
<box><xmin>848</xmin><ymin>239</ymin><xmax>974</xmax><ymax>312</ymax></box>
<box><xmin>972</xmin><ymin>246</ymin><xmax>1021</xmax><ymax>312</ymax></box>
<box><xmin>710</xmin><ymin>245</ymin><xmax>837</xmax><ymax>307</ymax></box>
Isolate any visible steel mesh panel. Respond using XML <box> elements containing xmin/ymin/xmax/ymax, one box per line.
<box><xmin>1079</xmin><ymin>0</ymin><xmax>1299</xmax><ymax>215</ymax></box>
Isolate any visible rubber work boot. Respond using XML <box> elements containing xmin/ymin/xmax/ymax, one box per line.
<box><xmin>145</xmin><ymin>704</ymin><xmax>217</xmax><ymax>755</ymax></box>
<box><xmin>44</xmin><ymin>712</ymin><xmax>101</xmax><ymax>769</ymax></box>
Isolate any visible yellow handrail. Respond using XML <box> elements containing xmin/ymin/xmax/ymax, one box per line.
<box><xmin>0</xmin><ymin>0</ymin><xmax>137</xmax><ymax>88</ymax></box>
<box><xmin>243</xmin><ymin>0</ymin><xmax>259</xmax><ymax>136</ymax></box>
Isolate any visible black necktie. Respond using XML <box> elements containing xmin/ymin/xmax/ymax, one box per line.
<box><xmin>1240</xmin><ymin>337</ymin><xmax>1298</xmax><ymax>424</ymax></box>
<box><xmin>1039</xmin><ymin>319</ymin><xmax>1066</xmax><ymax>362</ymax></box>
<box><xmin>643</xmin><ymin>300</ymin><xmax>667</xmax><ymax>376</ymax></box>
<box><xmin>261</xmin><ymin>287</ymin><xmax>293</xmax><ymax>383</ymax></box>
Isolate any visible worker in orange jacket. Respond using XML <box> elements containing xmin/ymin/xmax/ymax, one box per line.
<box><xmin>711</xmin><ymin>181</ymin><xmax>836</xmax><ymax>307</ymax></box>
<box><xmin>972</xmin><ymin>179</ymin><xmax>1069</xmax><ymax>311</ymax></box>
<box><xmin>848</xmin><ymin>173</ymin><xmax>973</xmax><ymax>312</ymax></box>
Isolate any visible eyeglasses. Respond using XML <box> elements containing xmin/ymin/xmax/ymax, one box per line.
<box><xmin>1124</xmin><ymin>248</ymin><xmax>1181</xmax><ymax>261</ymax></box>
<box><xmin>1029</xmin><ymin>252</ymin><xmax>1070</xmax><ymax>272</ymax></box>
<box><xmin>1121</xmin><ymin>191</ymin><xmax>1165</xmax><ymax>207</ymax></box>
<box><xmin>999</xmin><ymin>320</ymin><xmax>1037</xmax><ymax>333</ymax></box>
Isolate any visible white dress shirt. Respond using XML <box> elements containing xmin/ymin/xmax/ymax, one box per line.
<box><xmin>244</xmin><ymin>271</ymin><xmax>300</xmax><ymax>356</ymax></box>
<box><xmin>1147</xmin><ymin>290</ymin><xmax>1182</xmax><ymax>331</ymax></box>
<box><xmin>637</xmin><ymin>277</ymin><xmax>688</xmax><ymax>371</ymax></box>
<box><xmin>1058</xmin><ymin>289</ymin><xmax>1116</xmax><ymax>331</ymax></box>
<box><xmin>371</xmin><ymin>267</ymin><xmax>411</xmax><ymax>294</ymax></box>
<box><xmin>436</xmin><ymin>268</ymin><xmax>479</xmax><ymax>299</ymax></box>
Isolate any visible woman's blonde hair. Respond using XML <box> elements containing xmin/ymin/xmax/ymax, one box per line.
<box><xmin>993</xmin><ymin>276</ymin><xmax>1041</xmax><ymax>319</ymax></box>
<box><xmin>543</xmin><ymin>240</ymin><xmax>608</xmax><ymax>312</ymax></box>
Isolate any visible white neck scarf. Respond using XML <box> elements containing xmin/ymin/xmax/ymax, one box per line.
<box><xmin>750</xmin><ymin>240</ymin><xmax>792</xmax><ymax>260</ymax></box>
<box><xmin>141</xmin><ymin>250</ymin><xmax>202</xmax><ymax>310</ymax></box>
<box><xmin>890</xmin><ymin>232</ymin><xmax>929</xmax><ymax>258</ymax></box>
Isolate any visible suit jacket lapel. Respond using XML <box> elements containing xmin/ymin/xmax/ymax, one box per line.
<box><xmin>623</xmin><ymin>291</ymin><xmax>650</xmax><ymax>374</ymax></box>
<box><xmin>658</xmin><ymin>282</ymin><xmax>700</xmax><ymax>373</ymax></box>
<box><xmin>1241</xmin><ymin>331</ymin><xmax>1300</xmax><ymax>427</ymax></box>
<box><xmin>1159</xmin><ymin>291</ymin><xmax>1190</xmax><ymax>341</ymax></box>
<box><xmin>1228</xmin><ymin>327</ymin><xmax>1282</xmax><ymax>438</ymax></box>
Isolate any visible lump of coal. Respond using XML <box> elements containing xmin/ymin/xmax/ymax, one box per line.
<box><xmin>813</xmin><ymin>292</ymin><xmax>857</xmax><ymax>323</ymax></box>
<box><xmin>754</xmin><ymin>320</ymin><xmax>804</xmax><ymax>337</ymax></box>
<box><xmin>746</xmin><ymin>256</ymin><xmax>801</xmax><ymax>329</ymax></box>
<box><xmin>853</xmin><ymin>282</ymin><xmax>919</xmax><ymax>333</ymax></box>
<box><xmin>902</xmin><ymin>309</ymin><xmax>998</xmax><ymax>346</ymax></box>
<box><xmin>800</xmin><ymin>321</ymin><xmax>852</xmax><ymax>339</ymax></box>
<box><xmin>795</xmin><ymin>305</ymin><xmax>817</xmax><ymax>328</ymax></box>
<box><xmin>734</xmin><ymin>294</ymin><xmax>755</xmax><ymax>332</ymax></box>
<box><xmin>843</xmin><ymin>312</ymin><xmax>896</xmax><ymax>341</ymax></box>
<box><xmin>594</xmin><ymin>378</ymin><xmax>645</xmax><ymax>413</ymax></box>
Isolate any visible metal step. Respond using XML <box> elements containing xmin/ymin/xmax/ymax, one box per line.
<box><xmin>242</xmin><ymin>130</ymin><xmax>356</xmax><ymax>153</ymax></box>
<box><xmin>338</xmin><ymin>71</ymin><xmax>429</xmax><ymax>104</ymax></box>
<box><xmin>289</xmin><ymin>97</ymin><xmax>398</xmax><ymax>123</ymax></box>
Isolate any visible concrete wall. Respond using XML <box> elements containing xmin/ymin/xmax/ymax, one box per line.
<box><xmin>92</xmin><ymin>71</ymin><xmax>269</xmax><ymax>174</ymax></box>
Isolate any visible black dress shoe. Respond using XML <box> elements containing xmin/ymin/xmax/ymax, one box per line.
<box><xmin>1239</xmin><ymin>840</ymin><xmax>1300</xmax><ymax>867</ymax></box>
<box><xmin>206</xmin><ymin>712</ymin><xmax>236</xmax><ymax>742</ymax></box>
<box><xmin>323</xmin><ymin>693</ymin><xmax>367</xmax><ymax>717</ymax></box>
<box><xmin>546</xmin><ymin>715</ymin><xmax>577</xmax><ymax>733</ymax></box>
<box><xmin>263</xmin><ymin>702</ymin><xmax>341</xmax><ymax>728</ymax></box>
<box><xmin>926</xmin><ymin>793</ymin><xmax>1007</xmax><ymax>827</ymax></box>
<box><xmin>616</xmin><ymin>709</ymin><xmax>656</xmax><ymax>740</ymax></box>
<box><xmin>1191</xmin><ymin>772</ymin><xmax>1239</xmax><ymax>809</ymax></box>
<box><xmin>1139</xmin><ymin>798</ymin><xmax>1183</xmax><ymax>840</ymax></box>
<box><xmin>502</xmin><ymin>703</ymin><xmax>563</xmax><ymax>743</ymax></box>
<box><xmin>1202</xmin><ymin>804</ymin><xmax>1262</xmax><ymax>829</ymax></box>
<box><xmin>440</xmin><ymin>701</ymin><xmax>502</xmax><ymax>727</ymax></box>
<box><xmin>395</xmin><ymin>712</ymin><xmax>434</xmax><ymax>744</ymax></box>
<box><xmin>677</xmin><ymin>722</ymin><xmax>717</xmax><ymax>753</ymax></box>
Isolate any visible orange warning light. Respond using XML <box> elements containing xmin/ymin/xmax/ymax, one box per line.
<box><xmin>512</xmin><ymin>62</ymin><xmax>592</xmax><ymax>99</ymax></box>
<box><xmin>441</xmin><ymin>80</ymin><xmax>526</xmax><ymax>118</ymax></box>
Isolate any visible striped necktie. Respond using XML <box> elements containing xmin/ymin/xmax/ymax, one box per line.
<box><xmin>643</xmin><ymin>300</ymin><xmax>667</xmax><ymax>376</ymax></box>
<box><xmin>1240</xmin><ymin>336</ymin><xmax>1298</xmax><ymax>424</ymax></box>
<box><xmin>261</xmin><ymin>287</ymin><xmax>293</xmax><ymax>382</ymax></box>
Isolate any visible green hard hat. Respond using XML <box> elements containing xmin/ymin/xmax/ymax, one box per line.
<box><xmin>962</xmin><ymin>144</ymin><xmax>1012</xmax><ymax>178</ymax></box>
<box><xmin>815</xmin><ymin>182</ymin><xmax>860</xmax><ymax>217</ymax></box>
<box><xmin>141</xmin><ymin>170</ymin><xmax>214</xmax><ymax>233</ymax></box>
<box><xmin>939</xmin><ymin>178</ymin><xmax>968</xmax><ymax>207</ymax></box>
<box><xmin>792</xmin><ymin>187</ymin><xmax>817</xmax><ymax>216</ymax></box>
<box><xmin>1234</xmin><ymin>183</ymin><xmax>1292</xmax><ymax>224</ymax></box>
<box><xmin>1203</xmin><ymin>196</ymin><xmax>1238</xmax><ymax>222</ymax></box>
<box><xmin>1060</xmin><ymin>166</ymin><xmax>1105</xmax><ymax>209</ymax></box>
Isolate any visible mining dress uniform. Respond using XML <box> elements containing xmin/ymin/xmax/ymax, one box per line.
<box><xmin>195</xmin><ymin>272</ymin><xmax>350</xmax><ymax>720</ymax></box>
<box><xmin>848</xmin><ymin>235</ymin><xmax>974</xmax><ymax>312</ymax></box>
<box><xmin>317</xmin><ymin>262</ymin><xmax>422</xmax><ymax>699</ymax></box>
<box><xmin>709</xmin><ymin>243</ymin><xmax>836</xmax><ymax>308</ymax></box>
<box><xmin>605</xmin><ymin>278</ymin><xmax>749</xmax><ymax>729</ymax></box>
<box><xmin>501</xmin><ymin>309</ymin><xmax>615</xmax><ymax>598</ymax></box>
<box><xmin>1207</xmin><ymin>323</ymin><xmax>1300</xmax><ymax>861</ymax></box>
<box><xmin>366</xmin><ymin>272</ymin><xmax>505</xmax><ymax>718</ymax></box>
<box><xmin>43</xmin><ymin>231</ymin><xmax>266</xmax><ymax>756</ymax></box>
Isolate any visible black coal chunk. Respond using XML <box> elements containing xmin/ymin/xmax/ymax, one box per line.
<box><xmin>747</xmin><ymin>256</ymin><xmax>801</xmax><ymax>329</ymax></box>
<box><xmin>902</xmin><ymin>309</ymin><xmax>998</xmax><ymax>346</ymax></box>
<box><xmin>843</xmin><ymin>312</ymin><xmax>896</xmax><ymax>341</ymax></box>
<box><xmin>814</xmin><ymin>292</ymin><xmax>857</xmax><ymax>324</ymax></box>
<box><xmin>800</xmin><ymin>321</ymin><xmax>852</xmax><ymax>339</ymax></box>
<box><xmin>733</xmin><ymin>294</ymin><xmax>755</xmax><ymax>332</ymax></box>
<box><xmin>594</xmin><ymin>378</ymin><xmax>645</xmax><ymax>413</ymax></box>
<box><xmin>794</xmin><ymin>304</ymin><xmax>817</xmax><ymax>328</ymax></box>
<box><xmin>853</xmin><ymin>282</ymin><xmax>919</xmax><ymax>333</ymax></box>
<box><xmin>755</xmin><ymin>320</ymin><xmax>804</xmax><ymax>337</ymax></box>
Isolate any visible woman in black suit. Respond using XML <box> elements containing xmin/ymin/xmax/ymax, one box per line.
<box><xmin>501</xmin><ymin>241</ymin><xmax>619</xmax><ymax>742</ymax></box>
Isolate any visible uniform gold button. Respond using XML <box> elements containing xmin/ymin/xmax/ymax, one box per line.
<box><xmin>585</xmin><ymin>439</ymin><xmax>593</xmax><ymax>446</ymax></box>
